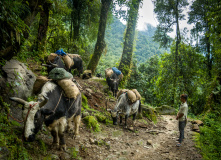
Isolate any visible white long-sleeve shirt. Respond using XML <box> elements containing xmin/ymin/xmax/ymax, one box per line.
<box><xmin>178</xmin><ymin>102</ymin><xmax>188</xmax><ymax>121</ymax></box>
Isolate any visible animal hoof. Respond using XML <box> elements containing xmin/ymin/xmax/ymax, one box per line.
<box><xmin>73</xmin><ymin>134</ymin><xmax>80</xmax><ymax>139</ymax></box>
<box><xmin>51</xmin><ymin>143</ymin><xmax>59</xmax><ymax>150</ymax></box>
<box><xmin>60</xmin><ymin>144</ymin><xmax>66</xmax><ymax>151</ymax></box>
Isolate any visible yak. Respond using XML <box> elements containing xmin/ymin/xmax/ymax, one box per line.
<box><xmin>42</xmin><ymin>54</ymin><xmax>83</xmax><ymax>77</ymax></box>
<box><xmin>10</xmin><ymin>81</ymin><xmax>82</xmax><ymax>150</ymax></box>
<box><xmin>107</xmin><ymin>92</ymin><xmax>141</xmax><ymax>127</ymax></box>
<box><xmin>106</xmin><ymin>73</ymin><xmax>120</xmax><ymax>97</ymax></box>
<box><xmin>42</xmin><ymin>56</ymin><xmax>64</xmax><ymax>73</ymax></box>
<box><xmin>68</xmin><ymin>54</ymin><xmax>83</xmax><ymax>77</ymax></box>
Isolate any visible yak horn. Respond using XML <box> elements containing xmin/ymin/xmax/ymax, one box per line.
<box><xmin>41</xmin><ymin>63</ymin><xmax>50</xmax><ymax>67</ymax></box>
<box><xmin>39</xmin><ymin>95</ymin><xmax>48</xmax><ymax>108</ymax></box>
<box><xmin>48</xmin><ymin>60</ymin><xmax>58</xmax><ymax>67</ymax></box>
<box><xmin>9</xmin><ymin>97</ymin><xmax>27</xmax><ymax>105</ymax></box>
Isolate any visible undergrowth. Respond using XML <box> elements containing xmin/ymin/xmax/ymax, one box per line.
<box><xmin>194</xmin><ymin>112</ymin><xmax>221</xmax><ymax>160</ymax></box>
<box><xmin>0</xmin><ymin>106</ymin><xmax>30</xmax><ymax>159</ymax></box>
<box><xmin>0</xmin><ymin>96</ymin><xmax>50</xmax><ymax>159</ymax></box>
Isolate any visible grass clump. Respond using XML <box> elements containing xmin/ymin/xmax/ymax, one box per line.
<box><xmin>83</xmin><ymin>116</ymin><xmax>100</xmax><ymax>132</ymax></box>
<box><xmin>95</xmin><ymin>112</ymin><xmax>112</xmax><ymax>125</ymax></box>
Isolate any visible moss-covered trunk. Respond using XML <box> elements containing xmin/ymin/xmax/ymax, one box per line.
<box><xmin>118</xmin><ymin>0</ymin><xmax>141</xmax><ymax>84</ymax></box>
<box><xmin>87</xmin><ymin>0</ymin><xmax>112</xmax><ymax>74</ymax></box>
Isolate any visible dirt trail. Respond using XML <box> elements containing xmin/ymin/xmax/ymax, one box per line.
<box><xmin>42</xmin><ymin>115</ymin><xmax>202</xmax><ymax>160</ymax></box>
<box><xmin>9</xmin><ymin>74</ymin><xmax>202</xmax><ymax>160</ymax></box>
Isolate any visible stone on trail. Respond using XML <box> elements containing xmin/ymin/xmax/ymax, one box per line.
<box><xmin>192</xmin><ymin>120</ymin><xmax>203</xmax><ymax>126</ymax></box>
<box><xmin>192</xmin><ymin>124</ymin><xmax>200</xmax><ymax>131</ymax></box>
<box><xmin>146</xmin><ymin>139</ymin><xmax>153</xmax><ymax>146</ymax></box>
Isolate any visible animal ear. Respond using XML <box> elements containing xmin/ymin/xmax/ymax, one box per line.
<box><xmin>41</xmin><ymin>109</ymin><xmax>53</xmax><ymax>116</ymax></box>
<box><xmin>38</xmin><ymin>96</ymin><xmax>48</xmax><ymax>108</ymax></box>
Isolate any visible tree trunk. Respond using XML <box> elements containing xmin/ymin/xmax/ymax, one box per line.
<box><xmin>36</xmin><ymin>1</ymin><xmax>52</xmax><ymax>55</ymax></box>
<box><xmin>118</xmin><ymin>0</ymin><xmax>142</xmax><ymax>83</ymax></box>
<box><xmin>0</xmin><ymin>0</ymin><xmax>46</xmax><ymax>60</ymax></box>
<box><xmin>70</xmin><ymin>0</ymin><xmax>82</xmax><ymax>42</ymax></box>
<box><xmin>172</xmin><ymin>0</ymin><xmax>181</xmax><ymax>104</ymax></box>
<box><xmin>87</xmin><ymin>0</ymin><xmax>112</xmax><ymax>74</ymax></box>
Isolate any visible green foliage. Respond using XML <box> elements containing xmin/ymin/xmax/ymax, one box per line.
<box><xmin>142</xmin><ymin>107</ymin><xmax>157</xmax><ymax>123</ymax></box>
<box><xmin>154</xmin><ymin>42</ymin><xmax>208</xmax><ymax>112</ymax></box>
<box><xmin>38</xmin><ymin>139</ymin><xmax>47</xmax><ymax>155</ymax></box>
<box><xmin>127</xmin><ymin>55</ymin><xmax>160</xmax><ymax>105</ymax></box>
<box><xmin>83</xmin><ymin>116</ymin><xmax>100</xmax><ymax>132</ymax></box>
<box><xmin>68</xmin><ymin>147</ymin><xmax>80</xmax><ymax>159</ymax></box>
<box><xmin>0</xmin><ymin>0</ymin><xmax>29</xmax><ymax>52</ymax></box>
<box><xmin>153</xmin><ymin>0</ymin><xmax>188</xmax><ymax>48</ymax></box>
<box><xmin>27</xmin><ymin>96</ymin><xmax>37</xmax><ymax>102</ymax></box>
<box><xmin>0</xmin><ymin>112</ymin><xmax>30</xmax><ymax>160</ymax></box>
<box><xmin>194</xmin><ymin>113</ymin><xmax>221</xmax><ymax>160</ymax></box>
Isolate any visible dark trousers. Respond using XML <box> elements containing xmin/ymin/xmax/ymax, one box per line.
<box><xmin>179</xmin><ymin>120</ymin><xmax>186</xmax><ymax>143</ymax></box>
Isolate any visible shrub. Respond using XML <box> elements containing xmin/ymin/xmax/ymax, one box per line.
<box><xmin>194</xmin><ymin>113</ymin><xmax>221</xmax><ymax>160</ymax></box>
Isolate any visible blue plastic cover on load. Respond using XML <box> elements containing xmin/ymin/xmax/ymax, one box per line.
<box><xmin>112</xmin><ymin>67</ymin><xmax>121</xmax><ymax>76</ymax></box>
<box><xmin>55</xmin><ymin>49</ymin><xmax>66</xmax><ymax>56</ymax></box>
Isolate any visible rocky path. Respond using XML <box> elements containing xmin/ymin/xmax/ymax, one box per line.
<box><xmin>46</xmin><ymin>115</ymin><xmax>203</xmax><ymax>160</ymax></box>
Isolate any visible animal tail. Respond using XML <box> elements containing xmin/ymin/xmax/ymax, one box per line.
<box><xmin>138</xmin><ymin>100</ymin><xmax>142</xmax><ymax>114</ymax></box>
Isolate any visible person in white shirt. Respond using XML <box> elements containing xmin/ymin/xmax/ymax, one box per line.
<box><xmin>176</xmin><ymin>94</ymin><xmax>188</xmax><ymax>147</ymax></box>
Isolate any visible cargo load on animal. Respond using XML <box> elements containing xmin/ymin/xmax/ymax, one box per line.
<box><xmin>117</xmin><ymin>89</ymin><xmax>141</xmax><ymax>104</ymax></box>
<box><xmin>42</xmin><ymin>51</ymin><xmax>83</xmax><ymax>76</ymax></box>
<box><xmin>105</xmin><ymin>67</ymin><xmax>124</xmax><ymax>97</ymax></box>
<box><xmin>107</xmin><ymin>89</ymin><xmax>141</xmax><ymax>127</ymax></box>
<box><xmin>33</xmin><ymin>68</ymin><xmax>80</xmax><ymax>99</ymax></box>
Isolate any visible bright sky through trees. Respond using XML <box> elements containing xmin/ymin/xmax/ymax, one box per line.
<box><xmin>134</xmin><ymin>0</ymin><xmax>193</xmax><ymax>38</ymax></box>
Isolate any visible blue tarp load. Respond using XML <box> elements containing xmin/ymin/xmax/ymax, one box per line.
<box><xmin>112</xmin><ymin>67</ymin><xmax>121</xmax><ymax>76</ymax></box>
<box><xmin>55</xmin><ymin>49</ymin><xmax>66</xmax><ymax>56</ymax></box>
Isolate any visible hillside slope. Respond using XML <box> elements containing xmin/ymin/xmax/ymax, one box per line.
<box><xmin>7</xmin><ymin>76</ymin><xmax>203</xmax><ymax>159</ymax></box>
<box><xmin>0</xmin><ymin>59</ymin><xmax>203</xmax><ymax>159</ymax></box>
